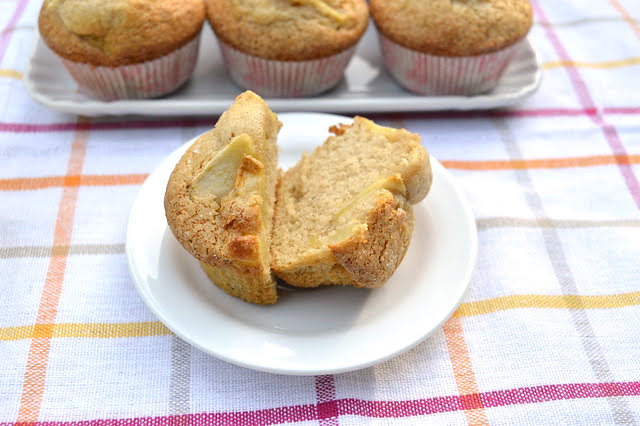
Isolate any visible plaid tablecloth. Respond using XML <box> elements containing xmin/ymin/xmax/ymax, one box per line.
<box><xmin>2</xmin><ymin>0</ymin><xmax>640</xmax><ymax>424</ymax></box>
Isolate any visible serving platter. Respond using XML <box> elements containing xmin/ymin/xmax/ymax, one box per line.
<box><xmin>26</xmin><ymin>25</ymin><xmax>542</xmax><ymax>116</ymax></box>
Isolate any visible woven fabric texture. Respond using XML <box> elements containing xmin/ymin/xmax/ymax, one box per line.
<box><xmin>1</xmin><ymin>0</ymin><xmax>639</xmax><ymax>424</ymax></box>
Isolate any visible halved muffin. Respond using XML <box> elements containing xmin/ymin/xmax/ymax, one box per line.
<box><xmin>271</xmin><ymin>117</ymin><xmax>432</xmax><ymax>288</ymax></box>
<box><xmin>165</xmin><ymin>91</ymin><xmax>281</xmax><ymax>304</ymax></box>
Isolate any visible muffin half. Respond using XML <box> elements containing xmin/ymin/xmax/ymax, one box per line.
<box><xmin>271</xmin><ymin>117</ymin><xmax>432</xmax><ymax>288</ymax></box>
<box><xmin>165</xmin><ymin>91</ymin><xmax>281</xmax><ymax>304</ymax></box>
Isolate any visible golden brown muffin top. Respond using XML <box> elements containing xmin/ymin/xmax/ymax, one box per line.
<box><xmin>165</xmin><ymin>91</ymin><xmax>281</xmax><ymax>277</ymax></box>
<box><xmin>207</xmin><ymin>0</ymin><xmax>369</xmax><ymax>61</ymax></box>
<box><xmin>370</xmin><ymin>0</ymin><xmax>532</xmax><ymax>57</ymax></box>
<box><xmin>38</xmin><ymin>0</ymin><xmax>205</xmax><ymax>66</ymax></box>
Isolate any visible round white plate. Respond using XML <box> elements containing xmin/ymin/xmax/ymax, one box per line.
<box><xmin>126</xmin><ymin>113</ymin><xmax>477</xmax><ymax>375</ymax></box>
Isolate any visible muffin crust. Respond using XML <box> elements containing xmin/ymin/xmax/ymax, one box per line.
<box><xmin>207</xmin><ymin>0</ymin><xmax>369</xmax><ymax>60</ymax></box>
<box><xmin>370</xmin><ymin>0</ymin><xmax>532</xmax><ymax>57</ymax></box>
<box><xmin>165</xmin><ymin>91</ymin><xmax>281</xmax><ymax>304</ymax></box>
<box><xmin>39</xmin><ymin>0</ymin><xmax>205</xmax><ymax>66</ymax></box>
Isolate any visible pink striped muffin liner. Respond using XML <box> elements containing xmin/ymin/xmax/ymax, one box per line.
<box><xmin>379</xmin><ymin>33</ymin><xmax>524</xmax><ymax>96</ymax></box>
<box><xmin>61</xmin><ymin>35</ymin><xmax>201</xmax><ymax>101</ymax></box>
<box><xmin>218</xmin><ymin>40</ymin><xmax>356</xmax><ymax>97</ymax></box>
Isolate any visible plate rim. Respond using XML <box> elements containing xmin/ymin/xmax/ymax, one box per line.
<box><xmin>26</xmin><ymin>30</ymin><xmax>542</xmax><ymax>116</ymax></box>
<box><xmin>126</xmin><ymin>112</ymin><xmax>478</xmax><ymax>375</ymax></box>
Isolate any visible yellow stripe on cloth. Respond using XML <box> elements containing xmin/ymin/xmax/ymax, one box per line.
<box><xmin>2</xmin><ymin>293</ymin><xmax>639</xmax><ymax>341</ymax></box>
<box><xmin>0</xmin><ymin>321</ymin><xmax>171</xmax><ymax>341</ymax></box>
<box><xmin>0</xmin><ymin>325</ymin><xmax>34</xmax><ymax>340</ymax></box>
<box><xmin>455</xmin><ymin>292</ymin><xmax>640</xmax><ymax>317</ymax></box>
<box><xmin>53</xmin><ymin>321</ymin><xmax>172</xmax><ymax>338</ymax></box>
<box><xmin>0</xmin><ymin>69</ymin><xmax>22</xmax><ymax>79</ymax></box>
<box><xmin>544</xmin><ymin>57</ymin><xmax>640</xmax><ymax>70</ymax></box>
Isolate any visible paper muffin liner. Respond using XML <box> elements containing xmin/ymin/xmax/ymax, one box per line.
<box><xmin>218</xmin><ymin>39</ymin><xmax>356</xmax><ymax>97</ymax></box>
<box><xmin>61</xmin><ymin>35</ymin><xmax>201</xmax><ymax>101</ymax></box>
<box><xmin>378</xmin><ymin>33</ymin><xmax>524</xmax><ymax>96</ymax></box>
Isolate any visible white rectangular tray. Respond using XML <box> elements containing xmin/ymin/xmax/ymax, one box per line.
<box><xmin>25</xmin><ymin>26</ymin><xmax>542</xmax><ymax>116</ymax></box>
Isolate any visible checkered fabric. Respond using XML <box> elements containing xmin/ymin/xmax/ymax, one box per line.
<box><xmin>2</xmin><ymin>0</ymin><xmax>640</xmax><ymax>424</ymax></box>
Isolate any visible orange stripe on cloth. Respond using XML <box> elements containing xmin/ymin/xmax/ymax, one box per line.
<box><xmin>608</xmin><ymin>0</ymin><xmax>640</xmax><ymax>39</ymax></box>
<box><xmin>17</xmin><ymin>118</ymin><xmax>89</xmax><ymax>423</ymax></box>
<box><xmin>3</xmin><ymin>153</ymin><xmax>640</xmax><ymax>193</ymax></box>
<box><xmin>0</xmin><ymin>173</ymin><xmax>148</xmax><ymax>191</ymax></box>
<box><xmin>442</xmin><ymin>317</ymin><xmax>489</xmax><ymax>425</ymax></box>
<box><xmin>3</xmin><ymin>154</ymin><xmax>640</xmax><ymax>193</ymax></box>
<box><xmin>442</xmin><ymin>154</ymin><xmax>640</xmax><ymax>171</ymax></box>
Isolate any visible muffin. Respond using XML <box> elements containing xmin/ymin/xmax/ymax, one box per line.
<box><xmin>39</xmin><ymin>0</ymin><xmax>206</xmax><ymax>101</ymax></box>
<box><xmin>271</xmin><ymin>117</ymin><xmax>431</xmax><ymax>288</ymax></box>
<box><xmin>370</xmin><ymin>0</ymin><xmax>533</xmax><ymax>96</ymax></box>
<box><xmin>207</xmin><ymin>0</ymin><xmax>369</xmax><ymax>97</ymax></box>
<box><xmin>165</xmin><ymin>91</ymin><xmax>281</xmax><ymax>305</ymax></box>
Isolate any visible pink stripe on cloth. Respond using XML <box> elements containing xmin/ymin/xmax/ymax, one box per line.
<box><xmin>0</xmin><ymin>0</ymin><xmax>30</xmax><ymax>63</ymax></box>
<box><xmin>481</xmin><ymin>382</ymin><xmax>640</xmax><ymax>407</ymax></box>
<box><xmin>534</xmin><ymin>1</ymin><xmax>640</xmax><ymax>210</ymax></box>
<box><xmin>9</xmin><ymin>405</ymin><xmax>319</xmax><ymax>426</ymax></box>
<box><xmin>606</xmin><ymin>107</ymin><xmax>640</xmax><ymax>114</ymax></box>
<box><xmin>341</xmin><ymin>382</ymin><xmax>640</xmax><ymax>416</ymax></box>
<box><xmin>9</xmin><ymin>381</ymin><xmax>640</xmax><ymax>425</ymax></box>
<box><xmin>1</xmin><ymin>107</ymin><xmax>640</xmax><ymax>133</ymax></box>
<box><xmin>316</xmin><ymin>375</ymin><xmax>339</xmax><ymax>426</ymax></box>
<box><xmin>376</xmin><ymin>108</ymin><xmax>602</xmax><ymax>121</ymax></box>
<box><xmin>0</xmin><ymin>119</ymin><xmax>214</xmax><ymax>133</ymax></box>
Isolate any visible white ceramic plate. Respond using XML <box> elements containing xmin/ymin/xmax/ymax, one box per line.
<box><xmin>26</xmin><ymin>25</ymin><xmax>542</xmax><ymax>116</ymax></box>
<box><xmin>126</xmin><ymin>113</ymin><xmax>477</xmax><ymax>375</ymax></box>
